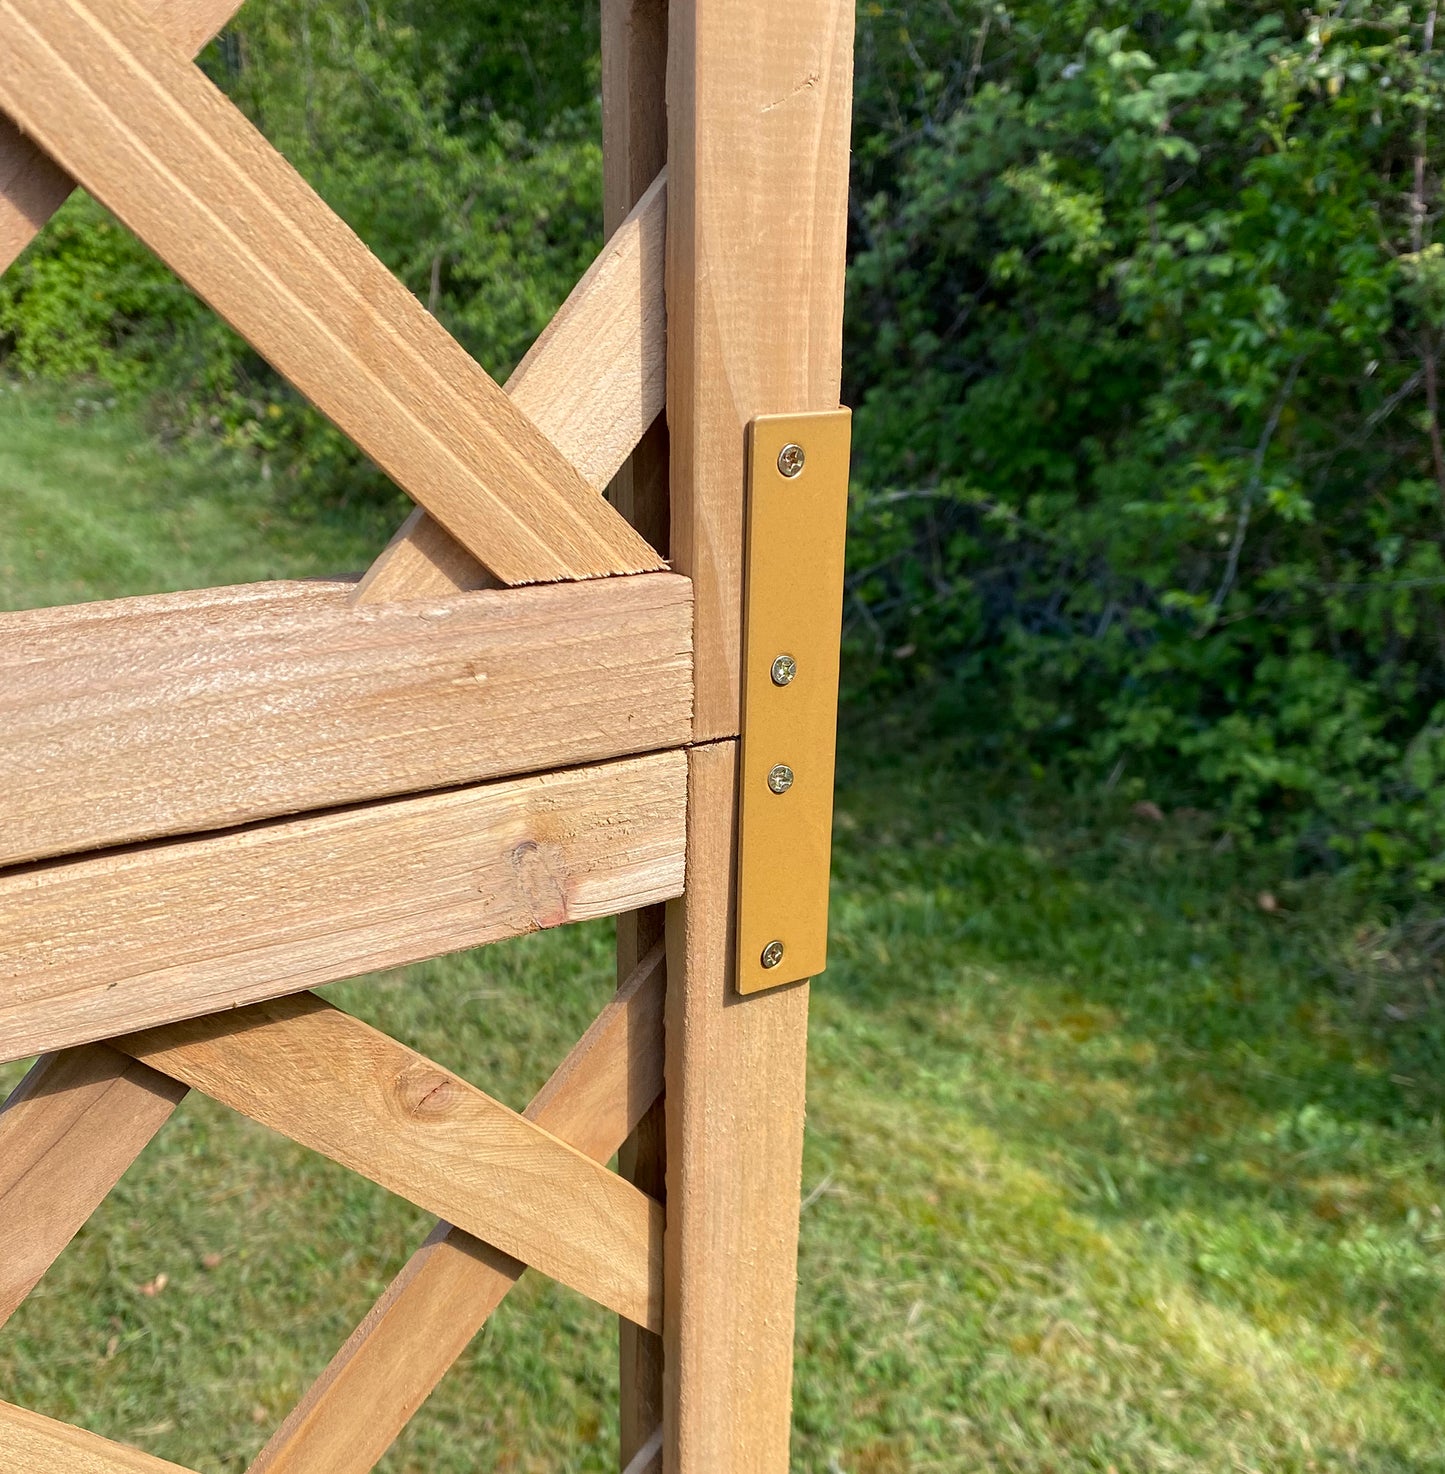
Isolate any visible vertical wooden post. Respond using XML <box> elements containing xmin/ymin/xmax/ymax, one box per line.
<box><xmin>662</xmin><ymin>1</ymin><xmax>854</xmax><ymax>1469</ymax></box>
<box><xmin>603</xmin><ymin>0</ymin><xmax>670</xmax><ymax>1468</ymax></box>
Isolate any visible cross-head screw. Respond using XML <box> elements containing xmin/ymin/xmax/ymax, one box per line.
<box><xmin>767</xmin><ymin>764</ymin><xmax>795</xmax><ymax>795</ymax></box>
<box><xmin>777</xmin><ymin>443</ymin><xmax>805</xmax><ymax>478</ymax></box>
<box><xmin>770</xmin><ymin>653</ymin><xmax>797</xmax><ymax>686</ymax></box>
<box><xmin>761</xmin><ymin>940</ymin><xmax>786</xmax><ymax>969</ymax></box>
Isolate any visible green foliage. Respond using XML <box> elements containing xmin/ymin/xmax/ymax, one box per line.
<box><xmin>848</xmin><ymin>0</ymin><xmax>1445</xmax><ymax>894</ymax></box>
<box><xmin>0</xmin><ymin>201</ymin><xmax>225</xmax><ymax>388</ymax></box>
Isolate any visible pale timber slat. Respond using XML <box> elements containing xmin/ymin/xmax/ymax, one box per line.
<box><xmin>0</xmin><ymin>578</ymin><xmax>335</xmax><ymax>645</ymax></box>
<box><xmin>355</xmin><ymin>171</ymin><xmax>668</xmax><ymax>602</ymax></box>
<box><xmin>664</xmin><ymin>742</ymin><xmax>812</xmax><ymax>1470</ymax></box>
<box><xmin>117</xmin><ymin>990</ymin><xmax>664</xmax><ymax>1331</ymax></box>
<box><xmin>0</xmin><ymin>752</ymin><xmax>687</xmax><ymax>1063</ymax></box>
<box><xmin>0</xmin><ymin>0</ymin><xmax>242</xmax><ymax>277</ymax></box>
<box><xmin>661</xmin><ymin>0</ymin><xmax>855</xmax><ymax>1462</ymax></box>
<box><xmin>0</xmin><ymin>1045</ymin><xmax>186</xmax><ymax>1329</ymax></box>
<box><xmin>0</xmin><ymin>0</ymin><xmax>663</xmax><ymax>584</ymax></box>
<box><xmin>0</xmin><ymin>1400</ymin><xmax>198</xmax><ymax>1474</ymax></box>
<box><xmin>600</xmin><ymin>3</ymin><xmax>671</xmax><ymax>1467</ymax></box>
<box><xmin>250</xmin><ymin>943</ymin><xmax>666</xmax><ymax>1474</ymax></box>
<box><xmin>667</xmin><ymin>0</ymin><xmax>856</xmax><ymax>740</ymax></box>
<box><xmin>0</xmin><ymin>573</ymin><xmax>692</xmax><ymax>867</ymax></box>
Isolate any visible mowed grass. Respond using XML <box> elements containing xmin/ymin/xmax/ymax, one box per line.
<box><xmin>0</xmin><ymin>381</ymin><xmax>391</xmax><ymax>610</ymax></box>
<box><xmin>2</xmin><ymin>380</ymin><xmax>1444</xmax><ymax>1472</ymax></box>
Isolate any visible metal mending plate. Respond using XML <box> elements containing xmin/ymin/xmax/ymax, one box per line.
<box><xmin>735</xmin><ymin>408</ymin><xmax>852</xmax><ymax>995</ymax></box>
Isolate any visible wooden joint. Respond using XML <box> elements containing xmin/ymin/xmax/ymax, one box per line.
<box><xmin>735</xmin><ymin>409</ymin><xmax>851</xmax><ymax>994</ymax></box>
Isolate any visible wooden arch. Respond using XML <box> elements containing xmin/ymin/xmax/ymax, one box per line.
<box><xmin>0</xmin><ymin>0</ymin><xmax>855</xmax><ymax>1468</ymax></box>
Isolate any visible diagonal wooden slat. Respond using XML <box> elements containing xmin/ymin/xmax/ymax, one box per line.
<box><xmin>0</xmin><ymin>0</ymin><xmax>664</xmax><ymax>585</ymax></box>
<box><xmin>249</xmin><ymin>941</ymin><xmax>666</xmax><ymax>1474</ymax></box>
<box><xmin>0</xmin><ymin>1399</ymin><xmax>199</xmax><ymax>1473</ymax></box>
<box><xmin>0</xmin><ymin>750</ymin><xmax>687</xmax><ymax>1065</ymax></box>
<box><xmin>354</xmin><ymin>170</ymin><xmax>669</xmax><ymax>603</ymax></box>
<box><xmin>0</xmin><ymin>0</ymin><xmax>241</xmax><ymax>275</ymax></box>
<box><xmin>115</xmin><ymin>990</ymin><xmax>665</xmax><ymax>1331</ymax></box>
<box><xmin>0</xmin><ymin>1045</ymin><xmax>186</xmax><ymax>1330</ymax></box>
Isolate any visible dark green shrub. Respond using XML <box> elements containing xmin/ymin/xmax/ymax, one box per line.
<box><xmin>847</xmin><ymin>1</ymin><xmax>1445</xmax><ymax>893</ymax></box>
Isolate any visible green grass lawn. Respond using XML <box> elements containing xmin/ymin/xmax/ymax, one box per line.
<box><xmin>2</xmin><ymin>381</ymin><xmax>1444</xmax><ymax>1472</ymax></box>
<box><xmin>0</xmin><ymin>381</ymin><xmax>392</xmax><ymax>611</ymax></box>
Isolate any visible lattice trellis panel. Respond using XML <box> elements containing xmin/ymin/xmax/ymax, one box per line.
<box><xmin>0</xmin><ymin>0</ymin><xmax>855</xmax><ymax>1468</ymax></box>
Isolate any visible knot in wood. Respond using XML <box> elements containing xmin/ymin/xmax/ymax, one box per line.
<box><xmin>391</xmin><ymin>1061</ymin><xmax>460</xmax><ymax>1120</ymax></box>
<box><xmin>508</xmin><ymin>837</ymin><xmax>569</xmax><ymax>929</ymax></box>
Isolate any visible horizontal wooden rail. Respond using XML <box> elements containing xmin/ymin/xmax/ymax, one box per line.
<box><xmin>0</xmin><ymin>1046</ymin><xmax>186</xmax><ymax>1329</ymax></box>
<box><xmin>357</xmin><ymin>170</ymin><xmax>668</xmax><ymax>602</ymax></box>
<box><xmin>0</xmin><ymin>0</ymin><xmax>241</xmax><ymax>275</ymax></box>
<box><xmin>251</xmin><ymin>942</ymin><xmax>666</xmax><ymax>1474</ymax></box>
<box><xmin>117</xmin><ymin>992</ymin><xmax>663</xmax><ymax>1330</ymax></box>
<box><xmin>0</xmin><ymin>0</ymin><xmax>663</xmax><ymax>583</ymax></box>
<box><xmin>0</xmin><ymin>1399</ymin><xmax>199</xmax><ymax>1473</ymax></box>
<box><xmin>0</xmin><ymin>572</ymin><xmax>692</xmax><ymax>868</ymax></box>
<box><xmin>0</xmin><ymin>751</ymin><xmax>687</xmax><ymax>1063</ymax></box>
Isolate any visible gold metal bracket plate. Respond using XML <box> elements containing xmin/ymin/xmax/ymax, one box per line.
<box><xmin>735</xmin><ymin>408</ymin><xmax>852</xmax><ymax>995</ymax></box>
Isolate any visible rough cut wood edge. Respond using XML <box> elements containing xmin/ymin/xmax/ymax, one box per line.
<box><xmin>0</xmin><ymin>0</ymin><xmax>663</xmax><ymax>585</ymax></box>
<box><xmin>0</xmin><ymin>572</ymin><xmax>692</xmax><ymax>867</ymax></box>
<box><xmin>249</xmin><ymin>942</ymin><xmax>666</xmax><ymax>1474</ymax></box>
<box><xmin>0</xmin><ymin>1045</ymin><xmax>186</xmax><ymax>1330</ymax></box>
<box><xmin>0</xmin><ymin>1400</ymin><xmax>197</xmax><ymax>1473</ymax></box>
<box><xmin>666</xmin><ymin>0</ymin><xmax>855</xmax><ymax>740</ymax></box>
<box><xmin>0</xmin><ymin>0</ymin><xmax>240</xmax><ymax>277</ymax></box>
<box><xmin>663</xmin><ymin>741</ymin><xmax>811</xmax><ymax>1470</ymax></box>
<box><xmin>354</xmin><ymin>170</ymin><xmax>668</xmax><ymax>603</ymax></box>
<box><xmin>0</xmin><ymin>578</ymin><xmax>345</xmax><ymax>642</ymax></box>
<box><xmin>0</xmin><ymin>751</ymin><xmax>687</xmax><ymax>1063</ymax></box>
<box><xmin>116</xmin><ymin>991</ymin><xmax>664</xmax><ymax>1331</ymax></box>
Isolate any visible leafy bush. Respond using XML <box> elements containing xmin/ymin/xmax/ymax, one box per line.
<box><xmin>848</xmin><ymin>0</ymin><xmax>1445</xmax><ymax>893</ymax></box>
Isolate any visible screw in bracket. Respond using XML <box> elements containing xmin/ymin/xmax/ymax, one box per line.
<box><xmin>761</xmin><ymin>940</ymin><xmax>786</xmax><ymax>969</ymax></box>
<box><xmin>770</xmin><ymin>653</ymin><xmax>798</xmax><ymax>686</ymax></box>
<box><xmin>767</xmin><ymin>764</ymin><xmax>795</xmax><ymax>795</ymax></box>
<box><xmin>777</xmin><ymin>442</ymin><xmax>805</xmax><ymax>478</ymax></box>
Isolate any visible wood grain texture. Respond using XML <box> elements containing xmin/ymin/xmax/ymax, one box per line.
<box><xmin>0</xmin><ymin>0</ymin><xmax>240</xmax><ymax>276</ymax></box>
<box><xmin>0</xmin><ymin>1045</ymin><xmax>186</xmax><ymax>1329</ymax></box>
<box><xmin>0</xmin><ymin>1400</ymin><xmax>198</xmax><ymax>1473</ymax></box>
<box><xmin>355</xmin><ymin>170</ymin><xmax>668</xmax><ymax>602</ymax></box>
<box><xmin>602</xmin><ymin>5</ymin><xmax>672</xmax><ymax>1467</ymax></box>
<box><xmin>249</xmin><ymin>942</ymin><xmax>666</xmax><ymax>1474</ymax></box>
<box><xmin>0</xmin><ymin>0</ymin><xmax>662</xmax><ymax>584</ymax></box>
<box><xmin>666</xmin><ymin>0</ymin><xmax>855</xmax><ymax>738</ymax></box>
<box><xmin>663</xmin><ymin>741</ymin><xmax>811</xmax><ymax>1471</ymax></box>
<box><xmin>0</xmin><ymin>752</ymin><xmax>687</xmax><ymax>1063</ymax></box>
<box><xmin>117</xmin><ymin>991</ymin><xmax>664</xmax><ymax>1330</ymax></box>
<box><xmin>0</xmin><ymin>572</ymin><xmax>692</xmax><ymax>867</ymax></box>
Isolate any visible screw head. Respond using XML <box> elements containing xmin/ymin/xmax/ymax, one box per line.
<box><xmin>761</xmin><ymin>940</ymin><xmax>786</xmax><ymax>969</ymax></box>
<box><xmin>770</xmin><ymin>653</ymin><xmax>798</xmax><ymax>686</ymax></box>
<box><xmin>767</xmin><ymin>763</ymin><xmax>795</xmax><ymax>795</ymax></box>
<box><xmin>777</xmin><ymin>443</ymin><xmax>805</xmax><ymax>478</ymax></box>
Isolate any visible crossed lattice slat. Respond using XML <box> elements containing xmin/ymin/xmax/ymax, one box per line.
<box><xmin>0</xmin><ymin>0</ymin><xmax>856</xmax><ymax>1463</ymax></box>
<box><xmin>0</xmin><ymin>0</ymin><xmax>679</xmax><ymax>1463</ymax></box>
<box><xmin>0</xmin><ymin>944</ymin><xmax>667</xmax><ymax>1473</ymax></box>
<box><xmin>0</xmin><ymin>0</ymin><xmax>666</xmax><ymax>587</ymax></box>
